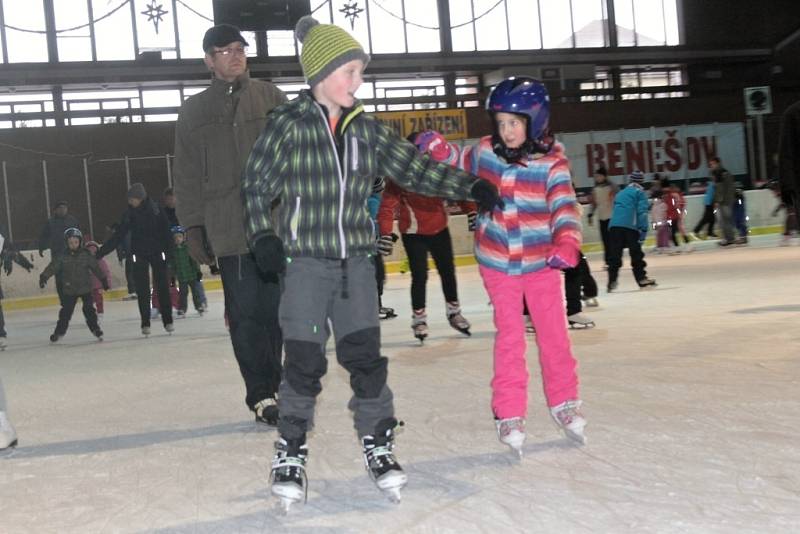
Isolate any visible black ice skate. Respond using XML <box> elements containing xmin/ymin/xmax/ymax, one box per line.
<box><xmin>93</xmin><ymin>328</ymin><xmax>104</xmax><ymax>342</ymax></box>
<box><xmin>607</xmin><ymin>280</ymin><xmax>618</xmax><ymax>293</ymax></box>
<box><xmin>270</xmin><ymin>436</ymin><xmax>308</xmax><ymax>513</ymax></box>
<box><xmin>254</xmin><ymin>398</ymin><xmax>279</xmax><ymax>426</ymax></box>
<box><xmin>379</xmin><ymin>307</ymin><xmax>397</xmax><ymax>320</ymax></box>
<box><xmin>49</xmin><ymin>333</ymin><xmax>62</xmax><ymax>343</ymax></box>
<box><xmin>446</xmin><ymin>302</ymin><xmax>471</xmax><ymax>336</ymax></box>
<box><xmin>411</xmin><ymin>310</ymin><xmax>428</xmax><ymax>344</ymax></box>
<box><xmin>362</xmin><ymin>418</ymin><xmax>407</xmax><ymax>503</ymax></box>
<box><xmin>637</xmin><ymin>278</ymin><xmax>657</xmax><ymax>289</ymax></box>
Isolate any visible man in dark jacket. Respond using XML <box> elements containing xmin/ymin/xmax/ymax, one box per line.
<box><xmin>40</xmin><ymin>227</ymin><xmax>106</xmax><ymax>342</ymax></box>
<box><xmin>38</xmin><ymin>201</ymin><xmax>80</xmax><ymax>304</ymax></box>
<box><xmin>173</xmin><ymin>24</ymin><xmax>287</xmax><ymax>425</ymax></box>
<box><xmin>99</xmin><ymin>183</ymin><xmax>174</xmax><ymax>335</ymax></box>
<box><xmin>710</xmin><ymin>157</ymin><xmax>739</xmax><ymax>246</ymax></box>
<box><xmin>778</xmin><ymin>100</ymin><xmax>800</xmax><ymax>210</ymax></box>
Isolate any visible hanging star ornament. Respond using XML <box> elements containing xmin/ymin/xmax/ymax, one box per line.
<box><xmin>339</xmin><ymin>2</ymin><xmax>364</xmax><ymax>30</ymax></box>
<box><xmin>141</xmin><ymin>0</ymin><xmax>169</xmax><ymax>34</ymax></box>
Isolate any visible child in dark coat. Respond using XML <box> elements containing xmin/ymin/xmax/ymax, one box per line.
<box><xmin>40</xmin><ymin>228</ymin><xmax>107</xmax><ymax>342</ymax></box>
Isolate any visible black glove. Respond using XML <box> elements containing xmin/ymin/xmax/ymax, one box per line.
<box><xmin>253</xmin><ymin>234</ymin><xmax>286</xmax><ymax>275</ymax></box>
<box><xmin>209</xmin><ymin>263</ymin><xmax>220</xmax><ymax>276</ymax></box>
<box><xmin>186</xmin><ymin>226</ymin><xmax>214</xmax><ymax>265</ymax></box>
<box><xmin>39</xmin><ymin>274</ymin><xmax>47</xmax><ymax>288</ymax></box>
<box><xmin>377</xmin><ymin>235</ymin><xmax>394</xmax><ymax>256</ymax></box>
<box><xmin>102</xmin><ymin>281</ymin><xmax>110</xmax><ymax>291</ymax></box>
<box><xmin>467</xmin><ymin>211</ymin><xmax>477</xmax><ymax>232</ymax></box>
<box><xmin>470</xmin><ymin>179</ymin><xmax>504</xmax><ymax>213</ymax></box>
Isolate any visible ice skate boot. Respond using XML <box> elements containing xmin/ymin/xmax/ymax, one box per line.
<box><xmin>254</xmin><ymin>398</ymin><xmax>279</xmax><ymax>426</ymax></box>
<box><xmin>93</xmin><ymin>328</ymin><xmax>104</xmax><ymax>342</ymax></box>
<box><xmin>362</xmin><ymin>418</ymin><xmax>407</xmax><ymax>503</ymax></box>
<box><xmin>411</xmin><ymin>309</ymin><xmax>428</xmax><ymax>344</ymax></box>
<box><xmin>379</xmin><ymin>307</ymin><xmax>397</xmax><ymax>320</ymax></box>
<box><xmin>164</xmin><ymin>322</ymin><xmax>175</xmax><ymax>335</ymax></box>
<box><xmin>550</xmin><ymin>400</ymin><xmax>587</xmax><ymax>445</ymax></box>
<box><xmin>567</xmin><ymin>313</ymin><xmax>595</xmax><ymax>329</ymax></box>
<box><xmin>49</xmin><ymin>333</ymin><xmax>62</xmax><ymax>343</ymax></box>
<box><xmin>446</xmin><ymin>301</ymin><xmax>471</xmax><ymax>336</ymax></box>
<box><xmin>176</xmin><ymin>310</ymin><xmax>186</xmax><ymax>319</ymax></box>
<box><xmin>495</xmin><ymin>417</ymin><xmax>525</xmax><ymax>458</ymax></box>
<box><xmin>141</xmin><ymin>326</ymin><xmax>151</xmax><ymax>337</ymax></box>
<box><xmin>607</xmin><ymin>280</ymin><xmax>618</xmax><ymax>293</ymax></box>
<box><xmin>637</xmin><ymin>278</ymin><xmax>657</xmax><ymax>289</ymax></box>
<box><xmin>270</xmin><ymin>435</ymin><xmax>308</xmax><ymax>513</ymax></box>
<box><xmin>524</xmin><ymin>315</ymin><xmax>536</xmax><ymax>335</ymax></box>
<box><xmin>582</xmin><ymin>296</ymin><xmax>599</xmax><ymax>307</ymax></box>
<box><xmin>0</xmin><ymin>411</ymin><xmax>17</xmax><ymax>451</ymax></box>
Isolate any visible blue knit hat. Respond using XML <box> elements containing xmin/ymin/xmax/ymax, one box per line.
<box><xmin>630</xmin><ymin>170</ymin><xmax>645</xmax><ymax>183</ymax></box>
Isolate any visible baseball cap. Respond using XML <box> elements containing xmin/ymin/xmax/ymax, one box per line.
<box><xmin>203</xmin><ymin>24</ymin><xmax>249</xmax><ymax>53</ymax></box>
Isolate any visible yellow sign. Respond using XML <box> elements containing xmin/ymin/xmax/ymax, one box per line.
<box><xmin>372</xmin><ymin>109</ymin><xmax>468</xmax><ymax>140</ymax></box>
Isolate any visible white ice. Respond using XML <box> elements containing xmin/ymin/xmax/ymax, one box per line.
<box><xmin>1</xmin><ymin>235</ymin><xmax>799</xmax><ymax>533</ymax></box>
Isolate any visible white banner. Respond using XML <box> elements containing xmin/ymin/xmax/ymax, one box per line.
<box><xmin>560</xmin><ymin>122</ymin><xmax>747</xmax><ymax>188</ymax></box>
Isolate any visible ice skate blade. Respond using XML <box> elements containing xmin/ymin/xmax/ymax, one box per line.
<box><xmin>382</xmin><ymin>487</ymin><xmax>403</xmax><ymax>504</ymax></box>
<box><xmin>563</xmin><ymin>428</ymin><xmax>587</xmax><ymax>445</ymax></box>
<box><xmin>0</xmin><ymin>439</ymin><xmax>18</xmax><ymax>452</ymax></box>
<box><xmin>272</xmin><ymin>484</ymin><xmax>304</xmax><ymax>513</ymax></box>
<box><xmin>276</xmin><ymin>496</ymin><xmax>300</xmax><ymax>514</ymax></box>
<box><xmin>569</xmin><ymin>322</ymin><xmax>595</xmax><ymax>329</ymax></box>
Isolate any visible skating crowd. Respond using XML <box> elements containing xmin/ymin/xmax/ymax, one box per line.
<box><xmin>2</xmin><ymin>15</ymin><xmax>800</xmax><ymax>514</ymax></box>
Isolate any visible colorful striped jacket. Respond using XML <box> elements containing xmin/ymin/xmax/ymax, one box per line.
<box><xmin>448</xmin><ymin>137</ymin><xmax>582</xmax><ymax>275</ymax></box>
<box><xmin>241</xmin><ymin>90</ymin><xmax>479</xmax><ymax>259</ymax></box>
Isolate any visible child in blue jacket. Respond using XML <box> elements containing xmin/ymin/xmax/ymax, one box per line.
<box><xmin>607</xmin><ymin>171</ymin><xmax>657</xmax><ymax>292</ymax></box>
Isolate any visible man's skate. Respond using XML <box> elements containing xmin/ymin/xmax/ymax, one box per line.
<box><xmin>270</xmin><ymin>436</ymin><xmax>308</xmax><ymax>513</ymax></box>
<box><xmin>362</xmin><ymin>418</ymin><xmax>407</xmax><ymax>503</ymax></box>
<box><xmin>567</xmin><ymin>313</ymin><xmax>595</xmax><ymax>329</ymax></box>
<box><xmin>495</xmin><ymin>417</ymin><xmax>525</xmax><ymax>458</ymax></box>
<box><xmin>637</xmin><ymin>278</ymin><xmax>657</xmax><ymax>289</ymax></box>
<box><xmin>0</xmin><ymin>411</ymin><xmax>18</xmax><ymax>451</ymax></box>
<box><xmin>411</xmin><ymin>310</ymin><xmax>428</xmax><ymax>344</ymax></box>
<box><xmin>92</xmin><ymin>328</ymin><xmax>104</xmax><ymax>342</ymax></box>
<box><xmin>550</xmin><ymin>399</ymin><xmax>587</xmax><ymax>445</ymax></box>
<box><xmin>446</xmin><ymin>302</ymin><xmax>471</xmax><ymax>336</ymax></box>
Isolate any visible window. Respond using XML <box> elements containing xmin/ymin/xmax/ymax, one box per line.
<box><xmin>54</xmin><ymin>0</ymin><xmax>93</xmax><ymax>61</ymax></box>
<box><xmin>3</xmin><ymin>0</ymin><xmax>48</xmax><ymax>62</ymax></box>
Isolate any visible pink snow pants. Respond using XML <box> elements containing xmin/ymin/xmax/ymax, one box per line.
<box><xmin>479</xmin><ymin>265</ymin><xmax>579</xmax><ymax>419</ymax></box>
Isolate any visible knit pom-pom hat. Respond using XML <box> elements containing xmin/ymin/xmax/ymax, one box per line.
<box><xmin>295</xmin><ymin>15</ymin><xmax>370</xmax><ymax>88</ymax></box>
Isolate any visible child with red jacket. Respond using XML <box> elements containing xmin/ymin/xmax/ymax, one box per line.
<box><xmin>377</xmin><ymin>131</ymin><xmax>477</xmax><ymax>342</ymax></box>
<box><xmin>662</xmin><ymin>177</ymin><xmax>692</xmax><ymax>252</ymax></box>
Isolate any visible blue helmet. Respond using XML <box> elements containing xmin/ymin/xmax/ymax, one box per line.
<box><xmin>170</xmin><ymin>225</ymin><xmax>186</xmax><ymax>235</ymax></box>
<box><xmin>486</xmin><ymin>77</ymin><xmax>550</xmax><ymax>142</ymax></box>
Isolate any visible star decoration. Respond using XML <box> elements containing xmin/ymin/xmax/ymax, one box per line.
<box><xmin>339</xmin><ymin>2</ymin><xmax>364</xmax><ymax>30</ymax></box>
<box><xmin>141</xmin><ymin>1</ymin><xmax>169</xmax><ymax>34</ymax></box>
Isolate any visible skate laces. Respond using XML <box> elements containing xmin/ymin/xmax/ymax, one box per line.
<box><xmin>551</xmin><ymin>400</ymin><xmax>584</xmax><ymax>427</ymax></box>
<box><xmin>496</xmin><ymin>417</ymin><xmax>525</xmax><ymax>438</ymax></box>
<box><xmin>411</xmin><ymin>309</ymin><xmax>427</xmax><ymax>327</ymax></box>
<box><xmin>363</xmin><ymin>429</ymin><xmax>399</xmax><ymax>471</ymax></box>
<box><xmin>271</xmin><ymin>439</ymin><xmax>309</xmax><ymax>503</ymax></box>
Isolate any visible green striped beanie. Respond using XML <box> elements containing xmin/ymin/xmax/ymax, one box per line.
<box><xmin>295</xmin><ymin>16</ymin><xmax>370</xmax><ymax>87</ymax></box>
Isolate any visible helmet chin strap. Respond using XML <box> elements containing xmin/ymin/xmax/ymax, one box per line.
<box><xmin>491</xmin><ymin>135</ymin><xmax>553</xmax><ymax>163</ymax></box>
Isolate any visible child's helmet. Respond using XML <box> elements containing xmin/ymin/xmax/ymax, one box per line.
<box><xmin>486</xmin><ymin>77</ymin><xmax>550</xmax><ymax>141</ymax></box>
<box><xmin>170</xmin><ymin>225</ymin><xmax>186</xmax><ymax>235</ymax></box>
<box><xmin>486</xmin><ymin>77</ymin><xmax>552</xmax><ymax>160</ymax></box>
<box><xmin>63</xmin><ymin>227</ymin><xmax>83</xmax><ymax>244</ymax></box>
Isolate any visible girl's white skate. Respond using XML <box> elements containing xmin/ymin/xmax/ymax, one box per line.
<box><xmin>550</xmin><ymin>400</ymin><xmax>587</xmax><ymax>445</ymax></box>
<box><xmin>495</xmin><ymin>417</ymin><xmax>525</xmax><ymax>458</ymax></box>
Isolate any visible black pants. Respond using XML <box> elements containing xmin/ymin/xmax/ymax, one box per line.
<box><xmin>0</xmin><ymin>300</ymin><xmax>5</xmax><ymax>338</ymax></box>
<box><xmin>401</xmin><ymin>228</ymin><xmax>458</xmax><ymax>311</ymax></box>
<box><xmin>670</xmin><ymin>222</ymin><xmax>689</xmax><ymax>246</ymax></box>
<box><xmin>132</xmin><ymin>252</ymin><xmax>172</xmax><ymax>327</ymax></box>
<box><xmin>599</xmin><ymin>219</ymin><xmax>611</xmax><ymax>266</ymax></box>
<box><xmin>124</xmin><ymin>258</ymin><xmax>136</xmax><ymax>294</ymax></box>
<box><xmin>178</xmin><ymin>280</ymin><xmax>202</xmax><ymax>313</ymax></box>
<box><xmin>219</xmin><ymin>253</ymin><xmax>283</xmax><ymax>410</ymax></box>
<box><xmin>55</xmin><ymin>273</ymin><xmax>65</xmax><ymax>305</ymax></box>
<box><xmin>693</xmin><ymin>205</ymin><xmax>716</xmax><ymax>236</ymax></box>
<box><xmin>564</xmin><ymin>255</ymin><xmax>598</xmax><ymax>315</ymax></box>
<box><xmin>55</xmin><ymin>293</ymin><xmax>99</xmax><ymax>336</ymax></box>
<box><xmin>607</xmin><ymin>227</ymin><xmax>648</xmax><ymax>284</ymax></box>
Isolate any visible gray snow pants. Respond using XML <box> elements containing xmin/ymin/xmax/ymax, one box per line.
<box><xmin>277</xmin><ymin>256</ymin><xmax>394</xmax><ymax>439</ymax></box>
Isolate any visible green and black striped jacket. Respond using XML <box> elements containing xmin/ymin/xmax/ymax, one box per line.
<box><xmin>242</xmin><ymin>90</ymin><xmax>478</xmax><ymax>259</ymax></box>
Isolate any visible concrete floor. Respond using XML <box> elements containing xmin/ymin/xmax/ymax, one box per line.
<box><xmin>1</xmin><ymin>234</ymin><xmax>798</xmax><ymax>533</ymax></box>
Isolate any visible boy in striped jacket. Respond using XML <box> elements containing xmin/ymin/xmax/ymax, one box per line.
<box><xmin>241</xmin><ymin>16</ymin><xmax>500</xmax><ymax>510</ymax></box>
<box><xmin>426</xmin><ymin>77</ymin><xmax>588</xmax><ymax>452</ymax></box>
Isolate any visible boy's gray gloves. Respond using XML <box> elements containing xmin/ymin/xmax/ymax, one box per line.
<box><xmin>253</xmin><ymin>234</ymin><xmax>286</xmax><ymax>275</ymax></box>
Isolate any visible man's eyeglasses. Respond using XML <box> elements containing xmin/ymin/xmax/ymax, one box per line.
<box><xmin>212</xmin><ymin>46</ymin><xmax>247</xmax><ymax>57</ymax></box>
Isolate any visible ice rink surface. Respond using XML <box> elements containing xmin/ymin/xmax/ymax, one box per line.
<box><xmin>1</xmin><ymin>235</ymin><xmax>799</xmax><ymax>533</ymax></box>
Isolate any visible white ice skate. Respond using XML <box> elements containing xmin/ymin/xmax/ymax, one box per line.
<box><xmin>567</xmin><ymin>313</ymin><xmax>595</xmax><ymax>329</ymax></box>
<box><xmin>495</xmin><ymin>417</ymin><xmax>525</xmax><ymax>458</ymax></box>
<box><xmin>164</xmin><ymin>323</ymin><xmax>175</xmax><ymax>335</ymax></box>
<box><xmin>141</xmin><ymin>326</ymin><xmax>151</xmax><ymax>337</ymax></box>
<box><xmin>446</xmin><ymin>302</ymin><xmax>471</xmax><ymax>336</ymax></box>
<box><xmin>362</xmin><ymin>420</ymin><xmax>407</xmax><ymax>503</ymax></box>
<box><xmin>582</xmin><ymin>297</ymin><xmax>599</xmax><ymax>307</ymax></box>
<box><xmin>270</xmin><ymin>437</ymin><xmax>308</xmax><ymax>513</ymax></box>
<box><xmin>0</xmin><ymin>411</ymin><xmax>18</xmax><ymax>451</ymax></box>
<box><xmin>550</xmin><ymin>400</ymin><xmax>587</xmax><ymax>445</ymax></box>
<box><xmin>411</xmin><ymin>310</ymin><xmax>428</xmax><ymax>344</ymax></box>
